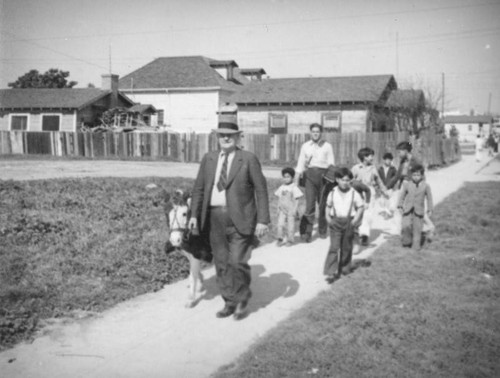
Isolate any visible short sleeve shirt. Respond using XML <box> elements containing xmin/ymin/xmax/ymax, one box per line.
<box><xmin>275</xmin><ymin>184</ymin><xmax>303</xmax><ymax>213</ymax></box>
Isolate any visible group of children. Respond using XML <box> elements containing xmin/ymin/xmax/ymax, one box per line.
<box><xmin>274</xmin><ymin>141</ymin><xmax>434</xmax><ymax>283</ymax></box>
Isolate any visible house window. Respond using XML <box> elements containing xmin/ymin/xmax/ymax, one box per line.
<box><xmin>468</xmin><ymin>124</ymin><xmax>472</xmax><ymax>131</ymax></box>
<box><xmin>268</xmin><ymin>113</ymin><xmax>287</xmax><ymax>134</ymax></box>
<box><xmin>10</xmin><ymin>114</ymin><xmax>29</xmax><ymax>131</ymax></box>
<box><xmin>42</xmin><ymin>114</ymin><xmax>61</xmax><ymax>131</ymax></box>
<box><xmin>157</xmin><ymin>110</ymin><xmax>164</xmax><ymax>126</ymax></box>
<box><xmin>322</xmin><ymin>112</ymin><xmax>341</xmax><ymax>132</ymax></box>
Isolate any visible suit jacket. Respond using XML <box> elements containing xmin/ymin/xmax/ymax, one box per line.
<box><xmin>395</xmin><ymin>155</ymin><xmax>422</xmax><ymax>189</ymax></box>
<box><xmin>190</xmin><ymin>148</ymin><xmax>270</xmax><ymax>235</ymax></box>
<box><xmin>378</xmin><ymin>165</ymin><xmax>398</xmax><ymax>190</ymax></box>
<box><xmin>398</xmin><ymin>180</ymin><xmax>433</xmax><ymax>216</ymax></box>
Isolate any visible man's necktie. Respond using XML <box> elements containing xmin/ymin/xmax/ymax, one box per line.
<box><xmin>217</xmin><ymin>153</ymin><xmax>229</xmax><ymax>192</ymax></box>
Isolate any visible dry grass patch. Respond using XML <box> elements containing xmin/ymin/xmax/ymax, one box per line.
<box><xmin>0</xmin><ymin>176</ymin><xmax>284</xmax><ymax>350</ymax></box>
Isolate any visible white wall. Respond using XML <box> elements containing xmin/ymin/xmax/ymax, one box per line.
<box><xmin>444</xmin><ymin>122</ymin><xmax>491</xmax><ymax>142</ymax></box>
<box><xmin>123</xmin><ymin>90</ymin><xmax>219</xmax><ymax>133</ymax></box>
<box><xmin>237</xmin><ymin>109</ymin><xmax>368</xmax><ymax>133</ymax></box>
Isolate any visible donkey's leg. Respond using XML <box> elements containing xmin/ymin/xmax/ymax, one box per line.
<box><xmin>184</xmin><ymin>252</ymin><xmax>198</xmax><ymax>308</ymax></box>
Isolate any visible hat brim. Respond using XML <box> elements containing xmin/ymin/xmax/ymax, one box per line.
<box><xmin>213</xmin><ymin>128</ymin><xmax>242</xmax><ymax>134</ymax></box>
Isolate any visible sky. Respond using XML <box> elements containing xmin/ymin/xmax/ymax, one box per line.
<box><xmin>1</xmin><ymin>0</ymin><xmax>500</xmax><ymax>114</ymax></box>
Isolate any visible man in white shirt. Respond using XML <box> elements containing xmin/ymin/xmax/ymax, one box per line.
<box><xmin>295</xmin><ymin>123</ymin><xmax>335</xmax><ymax>242</ymax></box>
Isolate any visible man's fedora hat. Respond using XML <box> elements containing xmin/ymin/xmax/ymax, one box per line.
<box><xmin>214</xmin><ymin>122</ymin><xmax>242</xmax><ymax>134</ymax></box>
<box><xmin>214</xmin><ymin>103</ymin><xmax>241</xmax><ymax>134</ymax></box>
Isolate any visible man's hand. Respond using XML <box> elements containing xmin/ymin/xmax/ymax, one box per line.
<box><xmin>188</xmin><ymin>217</ymin><xmax>198</xmax><ymax>231</ymax></box>
<box><xmin>426</xmin><ymin>210</ymin><xmax>432</xmax><ymax>217</ymax></box>
<box><xmin>255</xmin><ymin>223</ymin><xmax>269</xmax><ymax>237</ymax></box>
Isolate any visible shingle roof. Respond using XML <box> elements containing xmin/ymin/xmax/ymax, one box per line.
<box><xmin>118</xmin><ymin>56</ymin><xmax>242</xmax><ymax>91</ymax></box>
<box><xmin>386</xmin><ymin>89</ymin><xmax>425</xmax><ymax>109</ymax></box>
<box><xmin>0</xmin><ymin>88</ymin><xmax>120</xmax><ymax>110</ymax></box>
<box><xmin>229</xmin><ymin>75</ymin><xmax>396</xmax><ymax>104</ymax></box>
<box><xmin>239</xmin><ymin>68</ymin><xmax>267</xmax><ymax>75</ymax></box>
<box><xmin>129</xmin><ymin>104</ymin><xmax>156</xmax><ymax>113</ymax></box>
<box><xmin>444</xmin><ymin>115</ymin><xmax>493</xmax><ymax>124</ymax></box>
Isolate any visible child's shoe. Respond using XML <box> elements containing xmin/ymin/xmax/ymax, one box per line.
<box><xmin>277</xmin><ymin>238</ymin><xmax>285</xmax><ymax>247</ymax></box>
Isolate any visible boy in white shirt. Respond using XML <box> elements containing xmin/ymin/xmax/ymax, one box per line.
<box><xmin>275</xmin><ymin>167</ymin><xmax>304</xmax><ymax>246</ymax></box>
<box><xmin>324</xmin><ymin>167</ymin><xmax>364</xmax><ymax>283</ymax></box>
<box><xmin>351</xmin><ymin>147</ymin><xmax>387</xmax><ymax>246</ymax></box>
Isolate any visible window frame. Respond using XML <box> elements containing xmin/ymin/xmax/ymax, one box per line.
<box><xmin>268</xmin><ymin>113</ymin><xmax>288</xmax><ymax>134</ymax></box>
<box><xmin>157</xmin><ymin>109</ymin><xmax>164</xmax><ymax>126</ymax></box>
<box><xmin>41</xmin><ymin>113</ymin><xmax>62</xmax><ymax>131</ymax></box>
<box><xmin>321</xmin><ymin>112</ymin><xmax>341</xmax><ymax>132</ymax></box>
<box><xmin>9</xmin><ymin>113</ymin><xmax>30</xmax><ymax>131</ymax></box>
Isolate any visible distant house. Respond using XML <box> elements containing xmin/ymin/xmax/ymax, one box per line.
<box><xmin>443</xmin><ymin>115</ymin><xmax>493</xmax><ymax>142</ymax></box>
<box><xmin>0</xmin><ymin>75</ymin><xmax>134</xmax><ymax>132</ymax></box>
<box><xmin>118</xmin><ymin>56</ymin><xmax>263</xmax><ymax>133</ymax></box>
<box><xmin>228</xmin><ymin>75</ymin><xmax>397</xmax><ymax>134</ymax></box>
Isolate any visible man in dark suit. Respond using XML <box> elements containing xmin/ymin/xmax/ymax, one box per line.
<box><xmin>188</xmin><ymin>121</ymin><xmax>270</xmax><ymax>320</ymax></box>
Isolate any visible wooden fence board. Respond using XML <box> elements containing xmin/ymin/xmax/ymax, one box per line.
<box><xmin>0</xmin><ymin>130</ymin><xmax>459</xmax><ymax>167</ymax></box>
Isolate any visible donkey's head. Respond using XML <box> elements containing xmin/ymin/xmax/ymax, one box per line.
<box><xmin>166</xmin><ymin>189</ymin><xmax>191</xmax><ymax>249</ymax></box>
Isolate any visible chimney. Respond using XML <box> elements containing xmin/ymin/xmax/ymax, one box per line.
<box><xmin>227</xmin><ymin>65</ymin><xmax>234</xmax><ymax>81</ymax></box>
<box><xmin>102</xmin><ymin>74</ymin><xmax>119</xmax><ymax>108</ymax></box>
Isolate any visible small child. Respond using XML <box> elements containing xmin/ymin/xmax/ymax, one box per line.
<box><xmin>352</xmin><ymin>147</ymin><xmax>387</xmax><ymax>246</ymax></box>
<box><xmin>275</xmin><ymin>167</ymin><xmax>303</xmax><ymax>246</ymax></box>
<box><xmin>324</xmin><ymin>167</ymin><xmax>364</xmax><ymax>283</ymax></box>
<box><xmin>397</xmin><ymin>164</ymin><xmax>433</xmax><ymax>250</ymax></box>
<box><xmin>377</xmin><ymin>152</ymin><xmax>398</xmax><ymax>218</ymax></box>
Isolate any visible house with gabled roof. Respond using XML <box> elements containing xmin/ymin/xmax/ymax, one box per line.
<box><xmin>0</xmin><ymin>74</ymin><xmax>135</xmax><ymax>132</ymax></box>
<box><xmin>228</xmin><ymin>74</ymin><xmax>397</xmax><ymax>133</ymax></box>
<box><xmin>443</xmin><ymin>114</ymin><xmax>493</xmax><ymax>142</ymax></box>
<box><xmin>118</xmin><ymin>56</ymin><xmax>264</xmax><ymax>133</ymax></box>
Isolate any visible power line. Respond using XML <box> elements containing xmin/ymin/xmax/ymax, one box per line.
<box><xmin>2</xmin><ymin>30</ymin><xmax>108</xmax><ymax>71</ymax></box>
<box><xmin>2</xmin><ymin>1</ymin><xmax>497</xmax><ymax>43</ymax></box>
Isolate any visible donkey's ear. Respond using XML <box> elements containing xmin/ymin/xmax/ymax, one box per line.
<box><xmin>162</xmin><ymin>189</ymin><xmax>171</xmax><ymax>204</ymax></box>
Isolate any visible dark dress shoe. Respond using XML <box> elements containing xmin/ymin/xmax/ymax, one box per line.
<box><xmin>360</xmin><ymin>235</ymin><xmax>369</xmax><ymax>246</ymax></box>
<box><xmin>233</xmin><ymin>300</ymin><xmax>248</xmax><ymax>320</ymax></box>
<box><xmin>216</xmin><ymin>305</ymin><xmax>235</xmax><ymax>318</ymax></box>
<box><xmin>325</xmin><ymin>274</ymin><xmax>339</xmax><ymax>284</ymax></box>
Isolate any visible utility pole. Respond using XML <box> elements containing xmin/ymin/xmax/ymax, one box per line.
<box><xmin>441</xmin><ymin>72</ymin><xmax>445</xmax><ymax>118</ymax></box>
<box><xmin>395</xmin><ymin>31</ymin><xmax>399</xmax><ymax>80</ymax></box>
<box><xmin>109</xmin><ymin>44</ymin><xmax>112</xmax><ymax>74</ymax></box>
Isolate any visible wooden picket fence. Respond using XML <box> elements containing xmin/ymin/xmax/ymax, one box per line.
<box><xmin>0</xmin><ymin>130</ymin><xmax>460</xmax><ymax>167</ymax></box>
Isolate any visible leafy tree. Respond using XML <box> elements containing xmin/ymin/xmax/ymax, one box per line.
<box><xmin>8</xmin><ymin>68</ymin><xmax>77</xmax><ymax>88</ymax></box>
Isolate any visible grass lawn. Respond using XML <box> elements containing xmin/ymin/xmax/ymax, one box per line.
<box><xmin>214</xmin><ymin>181</ymin><xmax>500</xmax><ymax>378</ymax></box>
<box><xmin>0</xmin><ymin>176</ymin><xmax>284</xmax><ymax>350</ymax></box>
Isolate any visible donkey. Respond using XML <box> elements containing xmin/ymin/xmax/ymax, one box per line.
<box><xmin>152</xmin><ymin>187</ymin><xmax>212</xmax><ymax>308</ymax></box>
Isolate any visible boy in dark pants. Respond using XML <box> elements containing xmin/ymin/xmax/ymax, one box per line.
<box><xmin>397</xmin><ymin>164</ymin><xmax>433</xmax><ymax>250</ymax></box>
<box><xmin>324</xmin><ymin>167</ymin><xmax>364</xmax><ymax>283</ymax></box>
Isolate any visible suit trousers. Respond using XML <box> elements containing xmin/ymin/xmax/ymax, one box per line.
<box><xmin>303</xmin><ymin>167</ymin><xmax>328</xmax><ymax>237</ymax></box>
<box><xmin>323</xmin><ymin>217</ymin><xmax>358</xmax><ymax>276</ymax></box>
<box><xmin>209</xmin><ymin>207</ymin><xmax>254</xmax><ymax>307</ymax></box>
<box><xmin>401</xmin><ymin>210</ymin><xmax>424</xmax><ymax>250</ymax></box>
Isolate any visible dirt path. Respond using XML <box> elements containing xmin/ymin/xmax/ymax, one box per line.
<box><xmin>1</xmin><ymin>155</ymin><xmax>499</xmax><ymax>378</ymax></box>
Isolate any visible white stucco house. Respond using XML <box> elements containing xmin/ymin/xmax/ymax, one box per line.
<box><xmin>443</xmin><ymin>115</ymin><xmax>493</xmax><ymax>142</ymax></box>
<box><xmin>118</xmin><ymin>56</ymin><xmax>262</xmax><ymax>133</ymax></box>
